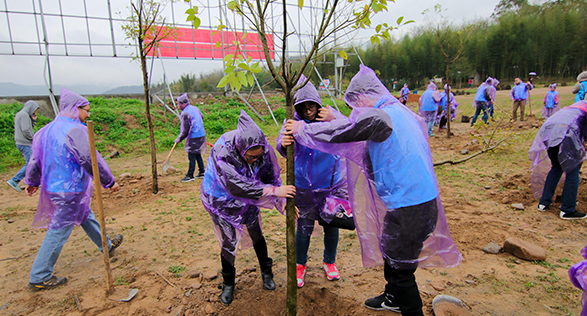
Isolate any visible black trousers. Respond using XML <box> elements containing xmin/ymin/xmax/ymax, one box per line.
<box><xmin>384</xmin><ymin>262</ymin><xmax>424</xmax><ymax>316</ymax></box>
<box><xmin>187</xmin><ymin>152</ymin><xmax>205</xmax><ymax>177</ymax></box>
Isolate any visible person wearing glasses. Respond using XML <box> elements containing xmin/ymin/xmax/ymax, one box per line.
<box><xmin>174</xmin><ymin>93</ymin><xmax>206</xmax><ymax>182</ymax></box>
<box><xmin>7</xmin><ymin>100</ymin><xmax>40</xmax><ymax>192</ymax></box>
<box><xmin>24</xmin><ymin>88</ymin><xmax>122</xmax><ymax>290</ymax></box>
<box><xmin>276</xmin><ymin>75</ymin><xmax>347</xmax><ymax>288</ymax></box>
<box><xmin>284</xmin><ymin>65</ymin><xmax>461</xmax><ymax>315</ymax></box>
<box><xmin>200</xmin><ymin>110</ymin><xmax>296</xmax><ymax>305</ymax></box>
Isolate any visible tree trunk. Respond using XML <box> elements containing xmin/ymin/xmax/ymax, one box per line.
<box><xmin>445</xmin><ymin>58</ymin><xmax>451</xmax><ymax>139</ymax></box>
<box><xmin>139</xmin><ymin>40</ymin><xmax>159</xmax><ymax>194</ymax></box>
<box><xmin>285</xmin><ymin>90</ymin><xmax>297</xmax><ymax>316</ymax></box>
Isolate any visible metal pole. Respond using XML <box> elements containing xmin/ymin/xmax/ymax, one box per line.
<box><xmin>58</xmin><ymin>0</ymin><xmax>68</xmax><ymax>55</ymax></box>
<box><xmin>38</xmin><ymin>0</ymin><xmax>59</xmax><ymax>116</ymax></box>
<box><xmin>235</xmin><ymin>90</ymin><xmax>266</xmax><ymax>122</ymax></box>
<box><xmin>157</xmin><ymin>48</ymin><xmax>177</xmax><ymax>110</ymax></box>
<box><xmin>107</xmin><ymin>0</ymin><xmax>117</xmax><ymax>57</ymax></box>
<box><xmin>82</xmin><ymin>0</ymin><xmax>93</xmax><ymax>56</ymax></box>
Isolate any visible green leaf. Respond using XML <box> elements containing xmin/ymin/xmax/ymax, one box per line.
<box><xmin>223</xmin><ymin>54</ymin><xmax>234</xmax><ymax>62</ymax></box>
<box><xmin>339</xmin><ymin>50</ymin><xmax>348</xmax><ymax>60</ymax></box>
<box><xmin>376</xmin><ymin>24</ymin><xmax>382</xmax><ymax>33</ymax></box>
<box><xmin>217</xmin><ymin>75</ymin><xmax>230</xmax><ymax>88</ymax></box>
<box><xmin>193</xmin><ymin>17</ymin><xmax>201</xmax><ymax>29</ymax></box>
<box><xmin>247</xmin><ymin>73</ymin><xmax>255</xmax><ymax>86</ymax></box>
<box><xmin>298</xmin><ymin>0</ymin><xmax>304</xmax><ymax>9</ymax></box>
<box><xmin>227</xmin><ymin>0</ymin><xmax>237</xmax><ymax>11</ymax></box>
<box><xmin>247</xmin><ymin>56</ymin><xmax>252</xmax><ymax>63</ymax></box>
<box><xmin>238</xmin><ymin>63</ymin><xmax>250</xmax><ymax>71</ymax></box>
<box><xmin>237</xmin><ymin>72</ymin><xmax>248</xmax><ymax>85</ymax></box>
<box><xmin>233</xmin><ymin>78</ymin><xmax>242</xmax><ymax>91</ymax></box>
<box><xmin>224</xmin><ymin>65</ymin><xmax>235</xmax><ymax>73</ymax></box>
<box><xmin>185</xmin><ymin>8</ymin><xmax>195</xmax><ymax>14</ymax></box>
<box><xmin>404</xmin><ymin>20</ymin><xmax>415</xmax><ymax>24</ymax></box>
<box><xmin>396</xmin><ymin>16</ymin><xmax>404</xmax><ymax>25</ymax></box>
<box><xmin>215</xmin><ymin>41</ymin><xmax>221</xmax><ymax>48</ymax></box>
<box><xmin>186</xmin><ymin>14</ymin><xmax>195</xmax><ymax>21</ymax></box>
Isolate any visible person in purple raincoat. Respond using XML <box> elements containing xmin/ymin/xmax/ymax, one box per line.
<box><xmin>542</xmin><ymin>84</ymin><xmax>560</xmax><ymax>119</ymax></box>
<box><xmin>200</xmin><ymin>110</ymin><xmax>296</xmax><ymax>305</ymax></box>
<box><xmin>399</xmin><ymin>83</ymin><xmax>410</xmax><ymax>105</ymax></box>
<box><xmin>438</xmin><ymin>84</ymin><xmax>458</xmax><ymax>132</ymax></box>
<box><xmin>569</xmin><ymin>245</ymin><xmax>587</xmax><ymax>315</ymax></box>
<box><xmin>285</xmin><ymin>65</ymin><xmax>461</xmax><ymax>316</ymax></box>
<box><xmin>276</xmin><ymin>75</ymin><xmax>348</xmax><ymax>288</ymax></box>
<box><xmin>488</xmin><ymin>78</ymin><xmax>499</xmax><ymax>119</ymax></box>
<box><xmin>471</xmin><ymin>77</ymin><xmax>494</xmax><ymax>126</ymax></box>
<box><xmin>419</xmin><ymin>82</ymin><xmax>441</xmax><ymax>137</ymax></box>
<box><xmin>24</xmin><ymin>88</ymin><xmax>123</xmax><ymax>290</ymax></box>
<box><xmin>174</xmin><ymin>93</ymin><xmax>206</xmax><ymax>182</ymax></box>
<box><xmin>529</xmin><ymin>101</ymin><xmax>587</xmax><ymax>220</ymax></box>
<box><xmin>510</xmin><ymin>77</ymin><xmax>534</xmax><ymax>121</ymax></box>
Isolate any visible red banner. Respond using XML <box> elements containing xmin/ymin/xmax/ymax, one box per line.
<box><xmin>146</xmin><ymin>26</ymin><xmax>274</xmax><ymax>60</ymax></box>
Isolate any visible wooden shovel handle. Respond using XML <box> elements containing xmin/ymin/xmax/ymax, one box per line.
<box><xmin>166</xmin><ymin>142</ymin><xmax>178</xmax><ymax>162</ymax></box>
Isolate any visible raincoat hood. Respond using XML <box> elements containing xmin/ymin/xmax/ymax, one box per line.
<box><xmin>344</xmin><ymin>64</ymin><xmax>392</xmax><ymax>108</ymax></box>
<box><xmin>294</xmin><ymin>75</ymin><xmax>322</xmax><ymax>120</ymax></box>
<box><xmin>59</xmin><ymin>88</ymin><xmax>89</xmax><ymax>120</ymax></box>
<box><xmin>493</xmin><ymin>79</ymin><xmax>500</xmax><ymax>86</ymax></box>
<box><xmin>23</xmin><ymin>100</ymin><xmax>40</xmax><ymax>116</ymax></box>
<box><xmin>178</xmin><ymin>93</ymin><xmax>190</xmax><ymax>111</ymax></box>
<box><xmin>577</xmin><ymin>71</ymin><xmax>587</xmax><ymax>82</ymax></box>
<box><xmin>485</xmin><ymin>77</ymin><xmax>494</xmax><ymax>85</ymax></box>
<box><xmin>236</xmin><ymin>110</ymin><xmax>265</xmax><ymax>158</ymax></box>
<box><xmin>427</xmin><ymin>82</ymin><xmax>437</xmax><ymax>91</ymax></box>
<box><xmin>550</xmin><ymin>83</ymin><xmax>558</xmax><ymax>90</ymax></box>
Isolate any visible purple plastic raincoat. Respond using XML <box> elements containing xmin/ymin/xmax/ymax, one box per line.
<box><xmin>24</xmin><ymin>88</ymin><xmax>115</xmax><ymax>229</ymax></box>
<box><xmin>419</xmin><ymin>83</ymin><xmax>440</xmax><ymax>124</ymax></box>
<box><xmin>175</xmin><ymin>93</ymin><xmax>206</xmax><ymax>154</ymax></box>
<box><xmin>201</xmin><ymin>110</ymin><xmax>284</xmax><ymax>264</ymax></box>
<box><xmin>399</xmin><ymin>85</ymin><xmax>410</xmax><ymax>103</ymax></box>
<box><xmin>473</xmin><ymin>77</ymin><xmax>493</xmax><ymax>108</ymax></box>
<box><xmin>542</xmin><ymin>84</ymin><xmax>560</xmax><ymax>119</ymax></box>
<box><xmin>275</xmin><ymin>75</ymin><xmax>348</xmax><ymax>233</ymax></box>
<box><xmin>438</xmin><ymin>86</ymin><xmax>459</xmax><ymax>123</ymax></box>
<box><xmin>291</xmin><ymin>65</ymin><xmax>462</xmax><ymax>269</ymax></box>
<box><xmin>569</xmin><ymin>245</ymin><xmax>587</xmax><ymax>316</ymax></box>
<box><xmin>529</xmin><ymin>101</ymin><xmax>587</xmax><ymax>199</ymax></box>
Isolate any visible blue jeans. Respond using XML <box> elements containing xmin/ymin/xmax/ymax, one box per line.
<box><xmin>29</xmin><ymin>212</ymin><xmax>112</xmax><ymax>283</ymax></box>
<box><xmin>11</xmin><ymin>145</ymin><xmax>32</xmax><ymax>183</ymax></box>
<box><xmin>187</xmin><ymin>152</ymin><xmax>205</xmax><ymax>177</ymax></box>
<box><xmin>539</xmin><ymin>146</ymin><xmax>582</xmax><ymax>214</ymax></box>
<box><xmin>471</xmin><ymin>101</ymin><xmax>488</xmax><ymax>126</ymax></box>
<box><xmin>296</xmin><ymin>218</ymin><xmax>339</xmax><ymax>265</ymax></box>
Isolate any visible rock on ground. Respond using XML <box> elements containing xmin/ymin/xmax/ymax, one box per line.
<box><xmin>503</xmin><ymin>237</ymin><xmax>547</xmax><ymax>261</ymax></box>
<box><xmin>482</xmin><ymin>242</ymin><xmax>502</xmax><ymax>254</ymax></box>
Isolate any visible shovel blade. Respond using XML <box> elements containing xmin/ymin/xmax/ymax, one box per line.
<box><xmin>108</xmin><ymin>288</ymin><xmax>139</xmax><ymax>302</ymax></box>
<box><xmin>162</xmin><ymin>159</ymin><xmax>170</xmax><ymax>174</ymax></box>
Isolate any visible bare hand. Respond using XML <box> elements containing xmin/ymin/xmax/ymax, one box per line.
<box><xmin>25</xmin><ymin>185</ymin><xmax>38</xmax><ymax>197</ymax></box>
<box><xmin>281</xmin><ymin>135</ymin><xmax>294</xmax><ymax>147</ymax></box>
<box><xmin>109</xmin><ymin>182</ymin><xmax>120</xmax><ymax>193</ymax></box>
<box><xmin>317</xmin><ymin>105</ymin><xmax>336</xmax><ymax>122</ymax></box>
<box><xmin>284</xmin><ymin>120</ymin><xmax>300</xmax><ymax>136</ymax></box>
<box><xmin>295</xmin><ymin>206</ymin><xmax>300</xmax><ymax>220</ymax></box>
<box><xmin>276</xmin><ymin>185</ymin><xmax>296</xmax><ymax>198</ymax></box>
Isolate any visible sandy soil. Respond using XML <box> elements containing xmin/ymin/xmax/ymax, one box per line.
<box><xmin>0</xmin><ymin>87</ymin><xmax>585</xmax><ymax>315</ymax></box>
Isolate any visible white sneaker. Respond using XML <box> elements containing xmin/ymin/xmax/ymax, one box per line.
<box><xmin>537</xmin><ymin>204</ymin><xmax>547</xmax><ymax>212</ymax></box>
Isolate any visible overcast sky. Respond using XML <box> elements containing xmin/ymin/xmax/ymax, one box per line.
<box><xmin>0</xmin><ymin>0</ymin><xmax>503</xmax><ymax>92</ymax></box>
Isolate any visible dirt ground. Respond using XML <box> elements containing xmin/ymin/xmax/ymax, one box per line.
<box><xmin>1</xmin><ymin>86</ymin><xmax>586</xmax><ymax>315</ymax></box>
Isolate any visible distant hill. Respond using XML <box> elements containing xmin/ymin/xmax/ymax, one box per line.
<box><xmin>0</xmin><ymin>82</ymin><xmax>109</xmax><ymax>96</ymax></box>
<box><xmin>102</xmin><ymin>85</ymin><xmax>144</xmax><ymax>94</ymax></box>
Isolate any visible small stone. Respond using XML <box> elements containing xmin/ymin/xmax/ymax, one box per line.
<box><xmin>503</xmin><ymin>237</ymin><xmax>547</xmax><ymax>261</ymax></box>
<box><xmin>471</xmin><ymin>139</ymin><xmax>478</xmax><ymax>144</ymax></box>
<box><xmin>205</xmin><ymin>303</ymin><xmax>215</xmax><ymax>314</ymax></box>
<box><xmin>190</xmin><ymin>282</ymin><xmax>202</xmax><ymax>289</ymax></box>
<box><xmin>482</xmin><ymin>242</ymin><xmax>502</xmax><ymax>254</ymax></box>
<box><xmin>204</xmin><ymin>270</ymin><xmax>218</xmax><ymax>281</ymax></box>
<box><xmin>129</xmin><ymin>180</ymin><xmax>139</xmax><ymax>184</ymax></box>
<box><xmin>7</xmin><ymin>219</ymin><xmax>14</xmax><ymax>223</ymax></box>
<box><xmin>501</xmin><ymin>197</ymin><xmax>511</xmax><ymax>204</ymax></box>
<box><xmin>511</xmin><ymin>203</ymin><xmax>525</xmax><ymax>210</ymax></box>
<box><xmin>461</xmin><ymin>149</ymin><xmax>469</xmax><ymax>155</ymax></box>
<box><xmin>465</xmin><ymin>279</ymin><xmax>475</xmax><ymax>284</ymax></box>
<box><xmin>119</xmin><ymin>173</ymin><xmax>132</xmax><ymax>179</ymax></box>
<box><xmin>189</xmin><ymin>272</ymin><xmax>201</xmax><ymax>279</ymax></box>
<box><xmin>495</xmin><ymin>172</ymin><xmax>503</xmax><ymax>178</ymax></box>
<box><xmin>170</xmin><ymin>305</ymin><xmax>183</xmax><ymax>316</ymax></box>
<box><xmin>108</xmin><ymin>151</ymin><xmax>120</xmax><ymax>159</ymax></box>
<box><xmin>515</xmin><ymin>260</ymin><xmax>522</xmax><ymax>264</ymax></box>
<box><xmin>166</xmin><ymin>166</ymin><xmax>178</xmax><ymax>174</ymax></box>
<box><xmin>430</xmin><ymin>281</ymin><xmax>445</xmax><ymax>291</ymax></box>
<box><xmin>181</xmin><ymin>297</ymin><xmax>189</xmax><ymax>305</ymax></box>
<box><xmin>185</xmin><ymin>289</ymin><xmax>193</xmax><ymax>297</ymax></box>
<box><xmin>484</xmin><ymin>186</ymin><xmax>491</xmax><ymax>189</ymax></box>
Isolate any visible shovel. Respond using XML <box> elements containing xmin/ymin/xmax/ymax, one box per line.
<box><xmin>432</xmin><ymin>295</ymin><xmax>471</xmax><ymax>316</ymax></box>
<box><xmin>87</xmin><ymin>121</ymin><xmax>139</xmax><ymax>301</ymax></box>
<box><xmin>162</xmin><ymin>142</ymin><xmax>178</xmax><ymax>174</ymax></box>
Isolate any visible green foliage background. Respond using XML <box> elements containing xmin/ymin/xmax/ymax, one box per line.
<box><xmin>0</xmin><ymin>96</ymin><xmax>290</xmax><ymax>173</ymax></box>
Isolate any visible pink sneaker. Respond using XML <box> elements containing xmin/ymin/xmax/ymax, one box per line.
<box><xmin>297</xmin><ymin>264</ymin><xmax>307</xmax><ymax>288</ymax></box>
<box><xmin>323</xmin><ymin>262</ymin><xmax>340</xmax><ymax>281</ymax></box>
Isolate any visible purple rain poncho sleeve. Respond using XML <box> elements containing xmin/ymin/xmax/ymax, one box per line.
<box><xmin>175</xmin><ymin>105</ymin><xmax>206</xmax><ymax>154</ymax></box>
<box><xmin>529</xmin><ymin>102</ymin><xmax>587</xmax><ymax>199</ymax></box>
<box><xmin>569</xmin><ymin>245</ymin><xmax>587</xmax><ymax>316</ymax></box>
<box><xmin>292</xmin><ymin>65</ymin><xmax>462</xmax><ymax>269</ymax></box>
<box><xmin>200</xmin><ymin>110</ymin><xmax>284</xmax><ymax>264</ymax></box>
<box><xmin>24</xmin><ymin>88</ymin><xmax>115</xmax><ymax>229</ymax></box>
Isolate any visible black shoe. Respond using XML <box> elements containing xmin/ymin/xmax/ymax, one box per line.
<box><xmin>260</xmin><ymin>258</ymin><xmax>276</xmax><ymax>291</ymax></box>
<box><xmin>196</xmin><ymin>172</ymin><xmax>205</xmax><ymax>179</ymax></box>
<box><xmin>180</xmin><ymin>176</ymin><xmax>195</xmax><ymax>183</ymax></box>
<box><xmin>29</xmin><ymin>276</ymin><xmax>68</xmax><ymax>290</ymax></box>
<box><xmin>109</xmin><ymin>234</ymin><xmax>123</xmax><ymax>256</ymax></box>
<box><xmin>220</xmin><ymin>272</ymin><xmax>235</xmax><ymax>305</ymax></box>
<box><xmin>560</xmin><ymin>211</ymin><xmax>587</xmax><ymax>220</ymax></box>
<box><xmin>364</xmin><ymin>293</ymin><xmax>401</xmax><ymax>313</ymax></box>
